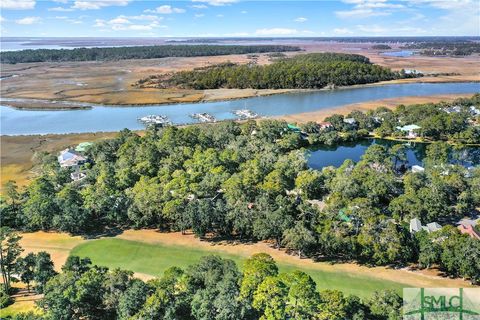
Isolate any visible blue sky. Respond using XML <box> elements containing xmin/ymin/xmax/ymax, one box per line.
<box><xmin>1</xmin><ymin>0</ymin><xmax>479</xmax><ymax>37</ymax></box>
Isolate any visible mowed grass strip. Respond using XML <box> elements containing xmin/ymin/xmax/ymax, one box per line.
<box><xmin>70</xmin><ymin>238</ymin><xmax>404</xmax><ymax>298</ymax></box>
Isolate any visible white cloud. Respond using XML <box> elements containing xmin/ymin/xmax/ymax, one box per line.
<box><xmin>52</xmin><ymin>0</ymin><xmax>68</xmax><ymax>3</ymax></box>
<box><xmin>0</xmin><ymin>16</ymin><xmax>5</xmax><ymax>22</ymax></box>
<box><xmin>95</xmin><ymin>14</ymin><xmax>164</xmax><ymax>31</ymax></box>
<box><xmin>336</xmin><ymin>8</ymin><xmax>391</xmax><ymax>18</ymax></box>
<box><xmin>195</xmin><ymin>13</ymin><xmax>205</xmax><ymax>18</ymax></box>
<box><xmin>192</xmin><ymin>4</ymin><xmax>208</xmax><ymax>9</ymax></box>
<box><xmin>336</xmin><ymin>0</ymin><xmax>403</xmax><ymax>19</ymax></box>
<box><xmin>109</xmin><ymin>16</ymin><xmax>130</xmax><ymax>24</ymax></box>
<box><xmin>15</xmin><ymin>16</ymin><xmax>41</xmax><ymax>25</ymax></box>
<box><xmin>146</xmin><ymin>5</ymin><xmax>185</xmax><ymax>14</ymax></box>
<box><xmin>333</xmin><ymin>27</ymin><xmax>353</xmax><ymax>35</ymax></box>
<box><xmin>255</xmin><ymin>28</ymin><xmax>299</xmax><ymax>35</ymax></box>
<box><xmin>48</xmin><ymin>6</ymin><xmax>74</xmax><ymax>12</ymax></box>
<box><xmin>294</xmin><ymin>17</ymin><xmax>307</xmax><ymax>22</ymax></box>
<box><xmin>72</xmin><ymin>0</ymin><xmax>130</xmax><ymax>10</ymax></box>
<box><xmin>1</xmin><ymin>0</ymin><xmax>36</xmax><ymax>10</ymax></box>
<box><xmin>216</xmin><ymin>14</ymin><xmax>224</xmax><ymax>17</ymax></box>
<box><xmin>94</xmin><ymin>19</ymin><xmax>106</xmax><ymax>27</ymax></box>
<box><xmin>240</xmin><ymin>10</ymin><xmax>247</xmax><ymax>14</ymax></box>
<box><xmin>192</xmin><ymin>0</ymin><xmax>237</xmax><ymax>6</ymax></box>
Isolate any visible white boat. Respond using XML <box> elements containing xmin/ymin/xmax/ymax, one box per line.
<box><xmin>232</xmin><ymin>109</ymin><xmax>258</xmax><ymax>119</ymax></box>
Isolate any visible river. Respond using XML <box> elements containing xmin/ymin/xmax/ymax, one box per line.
<box><xmin>1</xmin><ymin>82</ymin><xmax>479</xmax><ymax>135</ymax></box>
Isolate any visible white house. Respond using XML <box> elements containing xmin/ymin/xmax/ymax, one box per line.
<box><xmin>343</xmin><ymin>118</ymin><xmax>357</xmax><ymax>125</ymax></box>
<box><xmin>396</xmin><ymin>124</ymin><xmax>421</xmax><ymax>138</ymax></box>
<box><xmin>58</xmin><ymin>149</ymin><xmax>87</xmax><ymax>168</ymax></box>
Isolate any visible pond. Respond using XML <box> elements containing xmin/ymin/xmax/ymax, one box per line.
<box><xmin>307</xmin><ymin>139</ymin><xmax>480</xmax><ymax>169</ymax></box>
<box><xmin>381</xmin><ymin>50</ymin><xmax>415</xmax><ymax>57</ymax></box>
<box><xmin>1</xmin><ymin>82</ymin><xmax>479</xmax><ymax>135</ymax></box>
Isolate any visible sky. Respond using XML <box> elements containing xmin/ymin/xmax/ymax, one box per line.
<box><xmin>0</xmin><ymin>0</ymin><xmax>479</xmax><ymax>37</ymax></box>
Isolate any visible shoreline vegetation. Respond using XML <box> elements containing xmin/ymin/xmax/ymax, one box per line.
<box><xmin>0</xmin><ymin>45</ymin><xmax>301</xmax><ymax>64</ymax></box>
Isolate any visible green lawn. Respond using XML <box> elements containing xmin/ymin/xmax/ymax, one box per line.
<box><xmin>71</xmin><ymin>238</ymin><xmax>405</xmax><ymax>298</ymax></box>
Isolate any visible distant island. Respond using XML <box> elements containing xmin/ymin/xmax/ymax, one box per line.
<box><xmin>0</xmin><ymin>45</ymin><xmax>301</xmax><ymax>64</ymax></box>
<box><xmin>137</xmin><ymin>53</ymin><xmax>414</xmax><ymax>90</ymax></box>
<box><xmin>371</xmin><ymin>44</ymin><xmax>392</xmax><ymax>50</ymax></box>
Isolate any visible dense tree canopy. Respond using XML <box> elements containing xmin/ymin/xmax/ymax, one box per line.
<box><xmin>2</xmin><ymin>95</ymin><xmax>479</xmax><ymax>285</ymax></box>
<box><xmin>0</xmin><ymin>45</ymin><xmax>300</xmax><ymax>64</ymax></box>
<box><xmin>140</xmin><ymin>53</ymin><xmax>406</xmax><ymax>90</ymax></box>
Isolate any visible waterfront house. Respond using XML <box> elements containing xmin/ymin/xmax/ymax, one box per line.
<box><xmin>317</xmin><ymin>121</ymin><xmax>333</xmax><ymax>130</ymax></box>
<box><xmin>343</xmin><ymin>118</ymin><xmax>357</xmax><ymax>125</ymax></box>
<box><xmin>396</xmin><ymin>124</ymin><xmax>421</xmax><ymax>138</ymax></box>
<box><xmin>58</xmin><ymin>149</ymin><xmax>87</xmax><ymax>168</ymax></box>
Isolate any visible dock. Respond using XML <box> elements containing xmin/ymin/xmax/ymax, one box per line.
<box><xmin>232</xmin><ymin>109</ymin><xmax>259</xmax><ymax>120</ymax></box>
<box><xmin>190</xmin><ymin>113</ymin><xmax>217</xmax><ymax>123</ymax></box>
<box><xmin>138</xmin><ymin>115</ymin><xmax>171</xmax><ymax>126</ymax></box>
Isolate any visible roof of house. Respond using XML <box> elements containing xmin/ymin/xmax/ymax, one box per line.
<box><xmin>426</xmin><ymin>222</ymin><xmax>442</xmax><ymax>233</ymax></box>
<box><xmin>343</xmin><ymin>118</ymin><xmax>356</xmax><ymax>124</ymax></box>
<box><xmin>397</xmin><ymin>124</ymin><xmax>421</xmax><ymax>131</ymax></box>
<box><xmin>287</xmin><ymin>124</ymin><xmax>301</xmax><ymax>131</ymax></box>
<box><xmin>457</xmin><ymin>224</ymin><xmax>480</xmax><ymax>240</ymax></box>
<box><xmin>410</xmin><ymin>218</ymin><xmax>423</xmax><ymax>232</ymax></box>
<box><xmin>58</xmin><ymin>149</ymin><xmax>87</xmax><ymax>166</ymax></box>
<box><xmin>75</xmin><ymin>142</ymin><xmax>93</xmax><ymax>152</ymax></box>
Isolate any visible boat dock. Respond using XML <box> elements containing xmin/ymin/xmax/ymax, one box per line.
<box><xmin>138</xmin><ymin>115</ymin><xmax>172</xmax><ymax>127</ymax></box>
<box><xmin>232</xmin><ymin>109</ymin><xmax>259</xmax><ymax>120</ymax></box>
<box><xmin>190</xmin><ymin>113</ymin><xmax>217</xmax><ymax>123</ymax></box>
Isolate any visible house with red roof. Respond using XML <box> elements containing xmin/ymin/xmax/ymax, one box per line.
<box><xmin>457</xmin><ymin>224</ymin><xmax>480</xmax><ymax>240</ymax></box>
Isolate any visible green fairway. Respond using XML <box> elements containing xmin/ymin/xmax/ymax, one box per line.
<box><xmin>71</xmin><ymin>238</ymin><xmax>405</xmax><ymax>298</ymax></box>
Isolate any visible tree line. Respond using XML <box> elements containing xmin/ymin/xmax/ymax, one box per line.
<box><xmin>140</xmin><ymin>53</ymin><xmax>407</xmax><ymax>90</ymax></box>
<box><xmin>2</xmin><ymin>96</ymin><xmax>479</xmax><ymax>284</ymax></box>
<box><xmin>402</xmin><ymin>41</ymin><xmax>480</xmax><ymax>56</ymax></box>
<box><xmin>0</xmin><ymin>45</ymin><xmax>300</xmax><ymax>64</ymax></box>
<box><xmin>1</xmin><ymin>230</ymin><xmax>403</xmax><ymax>320</ymax></box>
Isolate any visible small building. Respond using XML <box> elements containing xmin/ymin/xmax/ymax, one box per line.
<box><xmin>58</xmin><ymin>149</ymin><xmax>87</xmax><ymax>168</ymax></box>
<box><xmin>396</xmin><ymin>124</ymin><xmax>421</xmax><ymax>139</ymax></box>
<box><xmin>411</xmin><ymin>165</ymin><xmax>425</xmax><ymax>173</ymax></box>
<box><xmin>317</xmin><ymin>121</ymin><xmax>333</xmax><ymax>130</ymax></box>
<box><xmin>75</xmin><ymin>142</ymin><xmax>93</xmax><ymax>153</ymax></box>
<box><xmin>287</xmin><ymin>123</ymin><xmax>301</xmax><ymax>132</ymax></box>
<box><xmin>457</xmin><ymin>224</ymin><xmax>480</xmax><ymax>240</ymax></box>
<box><xmin>443</xmin><ymin>105</ymin><xmax>462</xmax><ymax>114</ymax></box>
<box><xmin>70</xmin><ymin>171</ymin><xmax>86</xmax><ymax>182</ymax></box>
<box><xmin>343</xmin><ymin>118</ymin><xmax>356</xmax><ymax>125</ymax></box>
<box><xmin>409</xmin><ymin>218</ymin><xmax>423</xmax><ymax>233</ymax></box>
<box><xmin>469</xmin><ymin>106</ymin><xmax>480</xmax><ymax>116</ymax></box>
<box><xmin>425</xmin><ymin>222</ymin><xmax>442</xmax><ymax>233</ymax></box>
